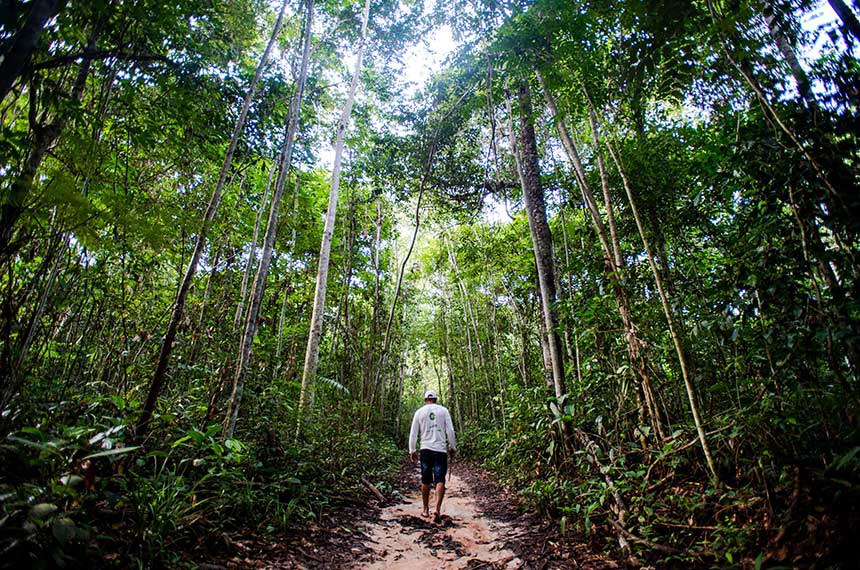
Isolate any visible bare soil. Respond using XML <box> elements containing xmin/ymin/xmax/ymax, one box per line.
<box><xmin>191</xmin><ymin>461</ymin><xmax>623</xmax><ymax>569</ymax></box>
<box><xmin>361</xmin><ymin>468</ymin><xmax>521</xmax><ymax>569</ymax></box>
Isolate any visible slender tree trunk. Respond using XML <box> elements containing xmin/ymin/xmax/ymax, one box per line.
<box><xmin>591</xmin><ymin>94</ymin><xmax>719</xmax><ymax>481</ymax></box>
<box><xmin>368</xmin><ymin>200</ymin><xmax>383</xmax><ymax>383</ymax></box>
<box><xmin>538</xmin><ymin>72</ymin><xmax>664</xmax><ymax>443</ymax></box>
<box><xmin>188</xmin><ymin>244</ymin><xmax>221</xmax><ymax>364</ymax></box>
<box><xmin>445</xmin><ymin>231</ymin><xmax>486</xmax><ymax>369</ymax></box>
<box><xmin>297</xmin><ymin>0</ymin><xmax>370</xmax><ymax>416</ymax></box>
<box><xmin>587</xmin><ymin>106</ymin><xmax>623</xmax><ymax>268</ymax></box>
<box><xmin>136</xmin><ymin>0</ymin><xmax>291</xmax><ymax>439</ymax></box>
<box><xmin>491</xmin><ymin>300</ymin><xmax>507</xmax><ymax>433</ymax></box>
<box><xmin>558</xmin><ymin>205</ymin><xmax>583</xmax><ymax>388</ymax></box>
<box><xmin>332</xmin><ymin>197</ymin><xmax>355</xmax><ymax>388</ymax></box>
<box><xmin>235</xmin><ymin>161</ymin><xmax>276</xmax><ymax>331</ymax></box>
<box><xmin>442</xmin><ymin>301</ymin><xmax>462</xmax><ymax>429</ymax></box>
<box><xmin>222</xmin><ymin>0</ymin><xmax>315</xmax><ymax>439</ymax></box>
<box><xmin>0</xmin><ymin>234</ymin><xmax>68</xmax><ymax>412</ymax></box>
<box><xmin>761</xmin><ymin>0</ymin><xmax>818</xmax><ymax>110</ymax></box>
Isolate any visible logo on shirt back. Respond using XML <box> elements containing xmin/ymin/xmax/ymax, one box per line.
<box><xmin>429</xmin><ymin>412</ymin><xmax>436</xmax><ymax>420</ymax></box>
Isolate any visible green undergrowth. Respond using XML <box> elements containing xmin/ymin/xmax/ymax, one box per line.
<box><xmin>461</xmin><ymin>386</ymin><xmax>860</xmax><ymax>569</ymax></box>
<box><xmin>0</xmin><ymin>398</ymin><xmax>400</xmax><ymax>569</ymax></box>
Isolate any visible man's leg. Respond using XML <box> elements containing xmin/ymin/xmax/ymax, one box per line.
<box><xmin>434</xmin><ymin>483</ymin><xmax>445</xmax><ymax>518</ymax></box>
<box><xmin>432</xmin><ymin>451</ymin><xmax>448</xmax><ymax>522</ymax></box>
<box><xmin>419</xmin><ymin>450</ymin><xmax>432</xmax><ymax>517</ymax></box>
<box><xmin>421</xmin><ymin>483</ymin><xmax>430</xmax><ymax>517</ymax></box>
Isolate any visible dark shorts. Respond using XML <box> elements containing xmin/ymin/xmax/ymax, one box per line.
<box><xmin>419</xmin><ymin>449</ymin><xmax>448</xmax><ymax>485</ymax></box>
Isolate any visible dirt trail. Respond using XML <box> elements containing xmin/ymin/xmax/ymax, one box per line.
<box><xmin>361</xmin><ymin>469</ymin><xmax>522</xmax><ymax>569</ymax></box>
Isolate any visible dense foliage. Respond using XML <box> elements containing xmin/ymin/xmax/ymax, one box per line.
<box><xmin>410</xmin><ymin>0</ymin><xmax>860</xmax><ymax>567</ymax></box>
<box><xmin>1</xmin><ymin>0</ymin><xmax>859</xmax><ymax>567</ymax></box>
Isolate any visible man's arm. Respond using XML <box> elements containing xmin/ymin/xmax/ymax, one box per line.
<box><xmin>408</xmin><ymin>412</ymin><xmax>420</xmax><ymax>456</ymax></box>
<box><xmin>445</xmin><ymin>408</ymin><xmax>456</xmax><ymax>453</ymax></box>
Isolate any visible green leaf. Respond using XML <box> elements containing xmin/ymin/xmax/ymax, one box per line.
<box><xmin>82</xmin><ymin>446</ymin><xmax>140</xmax><ymax>460</ymax></box>
<box><xmin>30</xmin><ymin>503</ymin><xmax>58</xmax><ymax>519</ymax></box>
<box><xmin>52</xmin><ymin>517</ymin><xmax>76</xmax><ymax>544</ymax></box>
<box><xmin>59</xmin><ymin>475</ymin><xmax>84</xmax><ymax>487</ymax></box>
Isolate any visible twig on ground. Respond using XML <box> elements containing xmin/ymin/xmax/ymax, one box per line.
<box><xmin>298</xmin><ymin>547</ymin><xmax>324</xmax><ymax>562</ymax></box>
<box><xmin>608</xmin><ymin>519</ymin><xmax>682</xmax><ymax>555</ymax></box>
<box><xmin>361</xmin><ymin>476</ymin><xmax>385</xmax><ymax>502</ymax></box>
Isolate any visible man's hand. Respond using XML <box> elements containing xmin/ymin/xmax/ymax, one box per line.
<box><xmin>410</xmin><ymin>451</ymin><xmax>418</xmax><ymax>464</ymax></box>
<box><xmin>449</xmin><ymin>448</ymin><xmax>456</xmax><ymax>462</ymax></box>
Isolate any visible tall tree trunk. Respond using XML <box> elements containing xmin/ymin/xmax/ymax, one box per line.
<box><xmin>442</xmin><ymin>301</ymin><xmax>462</xmax><ymax>429</ymax></box>
<box><xmin>444</xmin><ymin>231</ymin><xmax>486</xmax><ymax>369</ymax></box>
<box><xmin>0</xmin><ymin>233</ymin><xmax>68</xmax><ymax>413</ymax></box>
<box><xmin>136</xmin><ymin>0</ymin><xmax>291</xmax><ymax>439</ymax></box>
<box><xmin>332</xmin><ymin>197</ymin><xmax>355</xmax><ymax>388</ymax></box>
<box><xmin>491</xmin><ymin>300</ymin><xmax>507</xmax><ymax>433</ymax></box>
<box><xmin>297</xmin><ymin>0</ymin><xmax>370</xmax><ymax>417</ymax></box>
<box><xmin>368</xmin><ymin>200</ymin><xmax>383</xmax><ymax>384</ymax></box>
<box><xmin>828</xmin><ymin>0</ymin><xmax>860</xmax><ymax>43</ymax></box>
<box><xmin>0</xmin><ymin>0</ymin><xmax>64</xmax><ymax>104</ymax></box>
<box><xmin>514</xmin><ymin>82</ymin><xmax>566</xmax><ymax>402</ymax></box>
<box><xmin>558</xmin><ymin>204</ymin><xmax>583</xmax><ymax>388</ymax></box>
<box><xmin>587</xmin><ymin>106</ymin><xmax>623</xmax><ymax>269</ymax></box>
<box><xmin>222</xmin><ymin>0</ymin><xmax>315</xmax><ymax>439</ymax></box>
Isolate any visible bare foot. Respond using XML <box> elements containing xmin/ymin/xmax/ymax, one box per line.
<box><xmin>421</xmin><ymin>510</ymin><xmax>429</xmax><ymax>517</ymax></box>
<box><xmin>433</xmin><ymin>512</ymin><xmax>442</xmax><ymax>524</ymax></box>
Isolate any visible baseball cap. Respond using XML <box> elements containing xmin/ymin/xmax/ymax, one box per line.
<box><xmin>424</xmin><ymin>390</ymin><xmax>437</xmax><ymax>399</ymax></box>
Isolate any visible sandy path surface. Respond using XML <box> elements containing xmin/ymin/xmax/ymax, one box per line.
<box><xmin>361</xmin><ymin>469</ymin><xmax>523</xmax><ymax>569</ymax></box>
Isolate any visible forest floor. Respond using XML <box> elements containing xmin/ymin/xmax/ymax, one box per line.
<box><xmin>194</xmin><ymin>461</ymin><xmax>623</xmax><ymax>569</ymax></box>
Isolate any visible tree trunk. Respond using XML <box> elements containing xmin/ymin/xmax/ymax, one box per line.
<box><xmin>761</xmin><ymin>0</ymin><xmax>818</xmax><ymax>110</ymax></box>
<box><xmin>222</xmin><ymin>0</ymin><xmax>315</xmax><ymax>439</ymax></box>
<box><xmin>538</xmin><ymin>72</ymin><xmax>665</xmax><ymax>443</ymax></box>
<box><xmin>442</xmin><ymin>301</ymin><xmax>462</xmax><ymax>429</ymax></box>
<box><xmin>828</xmin><ymin>0</ymin><xmax>860</xmax><ymax>44</ymax></box>
<box><xmin>1</xmin><ymin>31</ymin><xmax>94</xmax><ymax>258</ymax></box>
<box><xmin>235</xmin><ymin>161</ymin><xmax>276</xmax><ymax>331</ymax></box>
<box><xmin>136</xmin><ymin>0</ymin><xmax>291</xmax><ymax>439</ymax></box>
<box><xmin>297</xmin><ymin>0</ymin><xmax>370</xmax><ymax>417</ymax></box>
<box><xmin>587</xmin><ymin>105</ymin><xmax>623</xmax><ymax>269</ymax></box>
<box><xmin>491</xmin><ymin>300</ymin><xmax>507</xmax><ymax>433</ymax></box>
<box><xmin>514</xmin><ymin>82</ymin><xmax>566</xmax><ymax>401</ymax></box>
<box><xmin>558</xmin><ymin>204</ymin><xmax>583</xmax><ymax>388</ymax></box>
<box><xmin>591</xmin><ymin>93</ymin><xmax>719</xmax><ymax>481</ymax></box>
<box><xmin>0</xmin><ymin>0</ymin><xmax>64</xmax><ymax>104</ymax></box>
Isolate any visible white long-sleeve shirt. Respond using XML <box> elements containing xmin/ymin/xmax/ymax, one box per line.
<box><xmin>409</xmin><ymin>403</ymin><xmax>456</xmax><ymax>454</ymax></box>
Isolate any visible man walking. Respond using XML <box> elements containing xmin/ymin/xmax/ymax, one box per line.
<box><xmin>409</xmin><ymin>390</ymin><xmax>457</xmax><ymax>523</ymax></box>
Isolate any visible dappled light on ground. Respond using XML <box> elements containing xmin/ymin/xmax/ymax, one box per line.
<box><xmin>363</xmin><ymin>469</ymin><xmax>521</xmax><ymax>569</ymax></box>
